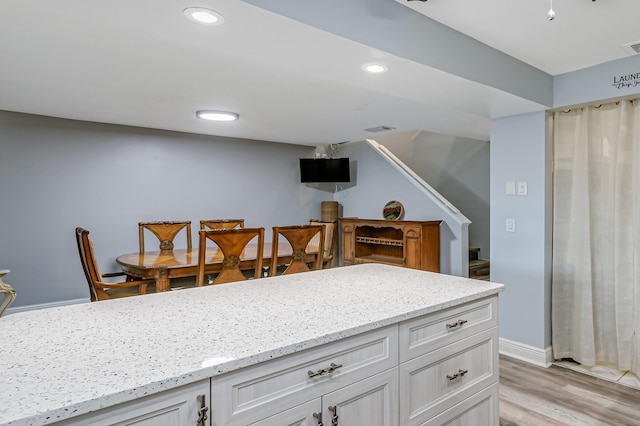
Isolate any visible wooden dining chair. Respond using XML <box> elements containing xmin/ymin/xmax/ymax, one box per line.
<box><xmin>76</xmin><ymin>227</ymin><xmax>155</xmax><ymax>301</ymax></box>
<box><xmin>270</xmin><ymin>225</ymin><xmax>325</xmax><ymax>276</ymax></box>
<box><xmin>200</xmin><ymin>219</ymin><xmax>245</xmax><ymax>230</ymax></box>
<box><xmin>138</xmin><ymin>221</ymin><xmax>191</xmax><ymax>254</ymax></box>
<box><xmin>308</xmin><ymin>219</ymin><xmax>338</xmax><ymax>269</ymax></box>
<box><xmin>197</xmin><ymin>228</ymin><xmax>265</xmax><ymax>286</ymax></box>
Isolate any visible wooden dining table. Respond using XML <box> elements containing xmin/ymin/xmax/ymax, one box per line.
<box><xmin>116</xmin><ymin>243</ymin><xmax>297</xmax><ymax>292</ymax></box>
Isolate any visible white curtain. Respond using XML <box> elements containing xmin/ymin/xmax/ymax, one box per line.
<box><xmin>552</xmin><ymin>100</ymin><xmax>640</xmax><ymax>376</ymax></box>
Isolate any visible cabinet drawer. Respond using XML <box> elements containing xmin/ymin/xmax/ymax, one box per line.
<box><xmin>419</xmin><ymin>382</ymin><xmax>499</xmax><ymax>426</ymax></box>
<box><xmin>248</xmin><ymin>399</ymin><xmax>321</xmax><ymax>426</ymax></box>
<box><xmin>399</xmin><ymin>296</ymin><xmax>497</xmax><ymax>362</ymax></box>
<box><xmin>399</xmin><ymin>328</ymin><xmax>498</xmax><ymax>426</ymax></box>
<box><xmin>212</xmin><ymin>325</ymin><xmax>398</xmax><ymax>426</ymax></box>
<box><xmin>55</xmin><ymin>380</ymin><xmax>210</xmax><ymax>426</ymax></box>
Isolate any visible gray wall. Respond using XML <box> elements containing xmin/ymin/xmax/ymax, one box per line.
<box><xmin>554</xmin><ymin>54</ymin><xmax>640</xmax><ymax>108</ymax></box>
<box><xmin>377</xmin><ymin>130</ymin><xmax>490</xmax><ymax>260</ymax></box>
<box><xmin>0</xmin><ymin>111</ymin><xmax>324</xmax><ymax>308</ymax></box>
<box><xmin>490</xmin><ymin>111</ymin><xmax>552</xmax><ymax>349</ymax></box>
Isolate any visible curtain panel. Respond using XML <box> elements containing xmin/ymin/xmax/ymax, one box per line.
<box><xmin>552</xmin><ymin>100</ymin><xmax>640</xmax><ymax>376</ymax></box>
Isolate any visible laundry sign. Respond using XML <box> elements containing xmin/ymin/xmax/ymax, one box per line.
<box><xmin>612</xmin><ymin>72</ymin><xmax>640</xmax><ymax>89</ymax></box>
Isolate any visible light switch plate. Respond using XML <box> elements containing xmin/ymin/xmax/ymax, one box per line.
<box><xmin>517</xmin><ymin>181</ymin><xmax>528</xmax><ymax>195</ymax></box>
<box><xmin>506</xmin><ymin>181</ymin><xmax>516</xmax><ymax>195</ymax></box>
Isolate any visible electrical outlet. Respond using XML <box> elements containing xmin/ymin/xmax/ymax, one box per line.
<box><xmin>506</xmin><ymin>218</ymin><xmax>515</xmax><ymax>232</ymax></box>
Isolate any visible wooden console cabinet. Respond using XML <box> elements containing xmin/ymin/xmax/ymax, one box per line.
<box><xmin>341</xmin><ymin>218</ymin><xmax>441</xmax><ymax>272</ymax></box>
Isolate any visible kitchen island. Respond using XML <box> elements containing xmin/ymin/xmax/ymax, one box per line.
<box><xmin>0</xmin><ymin>264</ymin><xmax>503</xmax><ymax>425</ymax></box>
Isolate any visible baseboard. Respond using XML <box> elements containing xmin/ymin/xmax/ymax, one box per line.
<box><xmin>4</xmin><ymin>298</ymin><xmax>89</xmax><ymax>316</ymax></box>
<box><xmin>499</xmin><ymin>337</ymin><xmax>553</xmax><ymax>367</ymax></box>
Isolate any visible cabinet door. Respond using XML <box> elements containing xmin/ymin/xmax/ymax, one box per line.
<box><xmin>403</xmin><ymin>226</ymin><xmax>422</xmax><ymax>270</ymax></box>
<box><xmin>341</xmin><ymin>222</ymin><xmax>355</xmax><ymax>264</ymax></box>
<box><xmin>56</xmin><ymin>380</ymin><xmax>210</xmax><ymax>426</ymax></box>
<box><xmin>322</xmin><ymin>368</ymin><xmax>398</xmax><ymax>426</ymax></box>
<box><xmin>249</xmin><ymin>399</ymin><xmax>321</xmax><ymax>426</ymax></box>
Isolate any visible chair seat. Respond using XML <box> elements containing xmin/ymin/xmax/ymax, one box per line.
<box><xmin>104</xmin><ymin>284</ymin><xmax>155</xmax><ymax>299</ymax></box>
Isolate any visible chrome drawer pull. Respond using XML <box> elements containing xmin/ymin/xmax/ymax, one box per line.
<box><xmin>329</xmin><ymin>405</ymin><xmax>339</xmax><ymax>426</ymax></box>
<box><xmin>446</xmin><ymin>319</ymin><xmax>468</xmax><ymax>330</ymax></box>
<box><xmin>446</xmin><ymin>368</ymin><xmax>469</xmax><ymax>381</ymax></box>
<box><xmin>327</xmin><ymin>362</ymin><xmax>342</xmax><ymax>373</ymax></box>
<box><xmin>313</xmin><ymin>412</ymin><xmax>324</xmax><ymax>426</ymax></box>
<box><xmin>196</xmin><ymin>394</ymin><xmax>209</xmax><ymax>426</ymax></box>
<box><xmin>308</xmin><ymin>362</ymin><xmax>343</xmax><ymax>378</ymax></box>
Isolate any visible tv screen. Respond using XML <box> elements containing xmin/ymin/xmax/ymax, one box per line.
<box><xmin>300</xmin><ymin>158</ymin><xmax>350</xmax><ymax>183</ymax></box>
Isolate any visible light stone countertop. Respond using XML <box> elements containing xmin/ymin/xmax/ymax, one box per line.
<box><xmin>0</xmin><ymin>264</ymin><xmax>503</xmax><ymax>425</ymax></box>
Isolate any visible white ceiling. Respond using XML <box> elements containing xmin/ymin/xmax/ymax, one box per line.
<box><xmin>400</xmin><ymin>0</ymin><xmax>640</xmax><ymax>75</ymax></box>
<box><xmin>1</xmin><ymin>0</ymin><xmax>638</xmax><ymax>146</ymax></box>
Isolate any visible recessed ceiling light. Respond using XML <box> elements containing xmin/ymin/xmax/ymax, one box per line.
<box><xmin>362</xmin><ymin>62</ymin><xmax>389</xmax><ymax>74</ymax></box>
<box><xmin>183</xmin><ymin>7</ymin><xmax>225</xmax><ymax>25</ymax></box>
<box><xmin>196</xmin><ymin>110</ymin><xmax>239</xmax><ymax>121</ymax></box>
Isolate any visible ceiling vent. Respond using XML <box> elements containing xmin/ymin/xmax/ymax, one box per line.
<box><xmin>365</xmin><ymin>125</ymin><xmax>396</xmax><ymax>133</ymax></box>
<box><xmin>622</xmin><ymin>41</ymin><xmax>640</xmax><ymax>55</ymax></box>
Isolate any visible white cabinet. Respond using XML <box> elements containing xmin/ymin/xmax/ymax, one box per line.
<box><xmin>249</xmin><ymin>399</ymin><xmax>321</xmax><ymax>426</ymax></box>
<box><xmin>419</xmin><ymin>383</ymin><xmax>499</xmax><ymax>426</ymax></box>
<box><xmin>398</xmin><ymin>297</ymin><xmax>499</xmax><ymax>426</ymax></box>
<box><xmin>250</xmin><ymin>369</ymin><xmax>398</xmax><ymax>426</ymax></box>
<box><xmin>322</xmin><ymin>368</ymin><xmax>398</xmax><ymax>426</ymax></box>
<box><xmin>211</xmin><ymin>325</ymin><xmax>398</xmax><ymax>425</ymax></box>
<box><xmin>56</xmin><ymin>380</ymin><xmax>210</xmax><ymax>426</ymax></box>
<box><xmin>211</xmin><ymin>296</ymin><xmax>498</xmax><ymax>426</ymax></box>
<box><xmin>53</xmin><ymin>297</ymin><xmax>498</xmax><ymax>426</ymax></box>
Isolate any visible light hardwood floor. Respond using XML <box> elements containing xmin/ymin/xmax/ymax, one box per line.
<box><xmin>499</xmin><ymin>355</ymin><xmax>640</xmax><ymax>425</ymax></box>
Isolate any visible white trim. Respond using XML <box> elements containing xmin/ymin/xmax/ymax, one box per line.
<box><xmin>499</xmin><ymin>337</ymin><xmax>553</xmax><ymax>367</ymax></box>
<box><xmin>365</xmin><ymin>139</ymin><xmax>470</xmax><ymax>222</ymax></box>
<box><xmin>4</xmin><ymin>298</ymin><xmax>89</xmax><ymax>316</ymax></box>
<box><xmin>359</xmin><ymin>138</ymin><xmax>471</xmax><ymax>277</ymax></box>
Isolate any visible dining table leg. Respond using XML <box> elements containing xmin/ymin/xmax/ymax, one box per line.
<box><xmin>153</xmin><ymin>268</ymin><xmax>170</xmax><ymax>292</ymax></box>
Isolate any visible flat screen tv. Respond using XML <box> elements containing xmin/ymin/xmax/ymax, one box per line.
<box><xmin>299</xmin><ymin>158</ymin><xmax>350</xmax><ymax>183</ymax></box>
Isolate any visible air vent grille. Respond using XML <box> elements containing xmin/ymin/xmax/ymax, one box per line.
<box><xmin>365</xmin><ymin>125</ymin><xmax>396</xmax><ymax>133</ymax></box>
<box><xmin>622</xmin><ymin>41</ymin><xmax>640</xmax><ymax>54</ymax></box>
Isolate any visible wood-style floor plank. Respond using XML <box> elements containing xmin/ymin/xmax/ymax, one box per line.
<box><xmin>499</xmin><ymin>355</ymin><xmax>640</xmax><ymax>426</ymax></box>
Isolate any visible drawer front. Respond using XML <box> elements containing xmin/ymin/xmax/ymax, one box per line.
<box><xmin>399</xmin><ymin>296</ymin><xmax>497</xmax><ymax>362</ymax></box>
<box><xmin>399</xmin><ymin>327</ymin><xmax>498</xmax><ymax>426</ymax></box>
<box><xmin>56</xmin><ymin>380</ymin><xmax>210</xmax><ymax>426</ymax></box>
<box><xmin>248</xmin><ymin>399</ymin><xmax>321</xmax><ymax>426</ymax></box>
<box><xmin>212</xmin><ymin>325</ymin><xmax>398</xmax><ymax>426</ymax></box>
<box><xmin>419</xmin><ymin>382</ymin><xmax>499</xmax><ymax>426</ymax></box>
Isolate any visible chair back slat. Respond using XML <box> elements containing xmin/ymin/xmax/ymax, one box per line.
<box><xmin>197</xmin><ymin>228</ymin><xmax>264</xmax><ymax>286</ymax></box>
<box><xmin>138</xmin><ymin>221</ymin><xmax>192</xmax><ymax>253</ymax></box>
<box><xmin>200</xmin><ymin>219</ymin><xmax>245</xmax><ymax>230</ymax></box>
<box><xmin>308</xmin><ymin>220</ymin><xmax>337</xmax><ymax>268</ymax></box>
<box><xmin>75</xmin><ymin>227</ymin><xmax>110</xmax><ymax>301</ymax></box>
<box><xmin>271</xmin><ymin>225</ymin><xmax>324</xmax><ymax>276</ymax></box>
